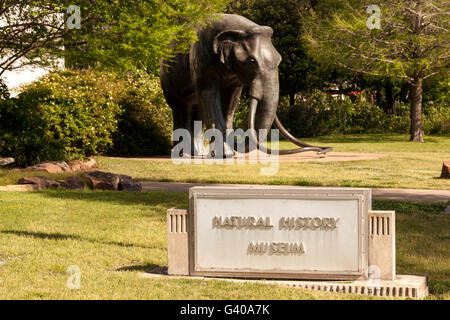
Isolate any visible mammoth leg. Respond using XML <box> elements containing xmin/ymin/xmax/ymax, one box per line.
<box><xmin>169</xmin><ymin>102</ymin><xmax>192</xmax><ymax>157</ymax></box>
<box><xmin>198</xmin><ymin>82</ymin><xmax>227</xmax><ymax>132</ymax></box>
<box><xmin>197</xmin><ymin>82</ymin><xmax>228</xmax><ymax>157</ymax></box>
<box><xmin>191</xmin><ymin>104</ymin><xmax>208</xmax><ymax>157</ymax></box>
<box><xmin>221</xmin><ymin>85</ymin><xmax>243</xmax><ymax>157</ymax></box>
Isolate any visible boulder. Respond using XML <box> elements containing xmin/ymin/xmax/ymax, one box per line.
<box><xmin>82</xmin><ymin>171</ymin><xmax>142</xmax><ymax>191</ymax></box>
<box><xmin>61</xmin><ymin>176</ymin><xmax>85</xmax><ymax>190</ymax></box>
<box><xmin>441</xmin><ymin>161</ymin><xmax>450</xmax><ymax>179</ymax></box>
<box><xmin>69</xmin><ymin>158</ymin><xmax>97</xmax><ymax>172</ymax></box>
<box><xmin>18</xmin><ymin>176</ymin><xmax>85</xmax><ymax>190</ymax></box>
<box><xmin>26</xmin><ymin>161</ymin><xmax>72</xmax><ymax>173</ymax></box>
<box><xmin>0</xmin><ymin>158</ymin><xmax>15</xmax><ymax>166</ymax></box>
<box><xmin>118</xmin><ymin>175</ymin><xmax>143</xmax><ymax>191</ymax></box>
<box><xmin>83</xmin><ymin>171</ymin><xmax>120</xmax><ymax>190</ymax></box>
<box><xmin>19</xmin><ymin>177</ymin><xmax>64</xmax><ymax>190</ymax></box>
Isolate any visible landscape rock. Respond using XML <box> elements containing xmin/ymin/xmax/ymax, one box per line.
<box><xmin>61</xmin><ymin>176</ymin><xmax>85</xmax><ymax>190</ymax></box>
<box><xmin>0</xmin><ymin>158</ymin><xmax>15</xmax><ymax>166</ymax></box>
<box><xmin>118</xmin><ymin>175</ymin><xmax>143</xmax><ymax>191</ymax></box>
<box><xmin>26</xmin><ymin>161</ymin><xmax>72</xmax><ymax>173</ymax></box>
<box><xmin>19</xmin><ymin>177</ymin><xmax>64</xmax><ymax>190</ymax></box>
<box><xmin>445</xmin><ymin>206</ymin><xmax>450</xmax><ymax>215</ymax></box>
<box><xmin>83</xmin><ymin>171</ymin><xmax>120</xmax><ymax>190</ymax></box>
<box><xmin>69</xmin><ymin>158</ymin><xmax>97</xmax><ymax>171</ymax></box>
<box><xmin>82</xmin><ymin>171</ymin><xmax>142</xmax><ymax>191</ymax></box>
<box><xmin>18</xmin><ymin>176</ymin><xmax>85</xmax><ymax>190</ymax></box>
<box><xmin>440</xmin><ymin>161</ymin><xmax>450</xmax><ymax>179</ymax></box>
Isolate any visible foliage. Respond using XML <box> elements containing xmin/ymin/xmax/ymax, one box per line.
<box><xmin>276</xmin><ymin>91</ymin><xmax>449</xmax><ymax>137</ymax></box>
<box><xmin>0</xmin><ymin>0</ymin><xmax>227</xmax><ymax>77</ymax></box>
<box><xmin>65</xmin><ymin>0</ymin><xmax>227</xmax><ymax>74</ymax></box>
<box><xmin>0</xmin><ymin>1</ymin><xmax>94</xmax><ymax>77</ymax></box>
<box><xmin>0</xmin><ymin>70</ymin><xmax>124</xmax><ymax>166</ymax></box>
<box><xmin>111</xmin><ymin>69</ymin><xmax>173</xmax><ymax>156</ymax></box>
<box><xmin>233</xmin><ymin>89</ymin><xmax>449</xmax><ymax>137</ymax></box>
<box><xmin>302</xmin><ymin>0</ymin><xmax>450</xmax><ymax>142</ymax></box>
<box><xmin>0</xmin><ymin>69</ymin><xmax>173</xmax><ymax>167</ymax></box>
<box><xmin>303</xmin><ymin>0</ymin><xmax>449</xmax><ymax>83</ymax></box>
<box><xmin>0</xmin><ymin>79</ymin><xmax>9</xmax><ymax>100</ymax></box>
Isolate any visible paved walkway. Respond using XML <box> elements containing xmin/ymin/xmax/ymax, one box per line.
<box><xmin>140</xmin><ymin>181</ymin><xmax>450</xmax><ymax>203</ymax></box>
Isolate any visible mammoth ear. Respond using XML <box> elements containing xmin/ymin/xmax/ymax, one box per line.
<box><xmin>213</xmin><ymin>30</ymin><xmax>247</xmax><ymax>65</ymax></box>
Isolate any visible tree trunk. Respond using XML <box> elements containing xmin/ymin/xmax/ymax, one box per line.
<box><xmin>384</xmin><ymin>80</ymin><xmax>394</xmax><ymax>114</ymax></box>
<box><xmin>289</xmin><ymin>93</ymin><xmax>295</xmax><ymax>108</ymax></box>
<box><xmin>409</xmin><ymin>77</ymin><xmax>424</xmax><ymax>142</ymax></box>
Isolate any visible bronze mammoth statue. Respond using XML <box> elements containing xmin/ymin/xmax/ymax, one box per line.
<box><xmin>160</xmin><ymin>14</ymin><xmax>330</xmax><ymax>157</ymax></box>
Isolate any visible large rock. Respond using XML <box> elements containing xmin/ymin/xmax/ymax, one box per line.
<box><xmin>118</xmin><ymin>175</ymin><xmax>143</xmax><ymax>191</ymax></box>
<box><xmin>19</xmin><ymin>177</ymin><xmax>65</xmax><ymax>190</ymax></box>
<box><xmin>83</xmin><ymin>171</ymin><xmax>120</xmax><ymax>190</ymax></box>
<box><xmin>0</xmin><ymin>158</ymin><xmax>15</xmax><ymax>166</ymax></box>
<box><xmin>26</xmin><ymin>161</ymin><xmax>72</xmax><ymax>173</ymax></box>
<box><xmin>61</xmin><ymin>176</ymin><xmax>85</xmax><ymax>190</ymax></box>
<box><xmin>441</xmin><ymin>161</ymin><xmax>450</xmax><ymax>179</ymax></box>
<box><xmin>69</xmin><ymin>158</ymin><xmax>97</xmax><ymax>172</ymax></box>
<box><xmin>82</xmin><ymin>171</ymin><xmax>142</xmax><ymax>191</ymax></box>
<box><xmin>18</xmin><ymin>176</ymin><xmax>85</xmax><ymax>190</ymax></box>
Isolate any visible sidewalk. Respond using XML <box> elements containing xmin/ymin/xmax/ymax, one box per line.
<box><xmin>140</xmin><ymin>181</ymin><xmax>450</xmax><ymax>203</ymax></box>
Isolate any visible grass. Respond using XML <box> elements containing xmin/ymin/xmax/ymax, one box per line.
<box><xmin>95</xmin><ymin>134</ymin><xmax>450</xmax><ymax>190</ymax></box>
<box><xmin>0</xmin><ymin>134</ymin><xmax>449</xmax><ymax>190</ymax></box>
<box><xmin>0</xmin><ymin>190</ymin><xmax>448</xmax><ymax>300</ymax></box>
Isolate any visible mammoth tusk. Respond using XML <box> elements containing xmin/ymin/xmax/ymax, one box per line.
<box><xmin>248</xmin><ymin>98</ymin><xmax>332</xmax><ymax>155</ymax></box>
<box><xmin>273</xmin><ymin>115</ymin><xmax>332</xmax><ymax>154</ymax></box>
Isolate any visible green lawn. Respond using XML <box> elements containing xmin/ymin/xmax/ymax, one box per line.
<box><xmin>96</xmin><ymin>134</ymin><xmax>450</xmax><ymax>190</ymax></box>
<box><xmin>0</xmin><ymin>191</ymin><xmax>448</xmax><ymax>300</ymax></box>
<box><xmin>1</xmin><ymin>134</ymin><xmax>448</xmax><ymax>190</ymax></box>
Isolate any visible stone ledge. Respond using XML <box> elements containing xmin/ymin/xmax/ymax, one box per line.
<box><xmin>0</xmin><ymin>184</ymin><xmax>37</xmax><ymax>191</ymax></box>
<box><xmin>139</xmin><ymin>270</ymin><xmax>428</xmax><ymax>299</ymax></box>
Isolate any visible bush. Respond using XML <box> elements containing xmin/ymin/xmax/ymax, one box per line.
<box><xmin>0</xmin><ymin>79</ymin><xmax>9</xmax><ymax>100</ymax></box>
<box><xmin>276</xmin><ymin>90</ymin><xmax>449</xmax><ymax>137</ymax></box>
<box><xmin>0</xmin><ymin>69</ymin><xmax>173</xmax><ymax>167</ymax></box>
<box><xmin>111</xmin><ymin>69</ymin><xmax>173</xmax><ymax>156</ymax></box>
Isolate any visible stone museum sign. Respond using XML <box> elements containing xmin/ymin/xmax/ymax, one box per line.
<box><xmin>188</xmin><ymin>187</ymin><xmax>370</xmax><ymax>280</ymax></box>
<box><xmin>166</xmin><ymin>186</ymin><xmax>430</xmax><ymax>299</ymax></box>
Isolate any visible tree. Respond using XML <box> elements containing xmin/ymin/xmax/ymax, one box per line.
<box><xmin>0</xmin><ymin>1</ymin><xmax>87</xmax><ymax>77</ymax></box>
<box><xmin>66</xmin><ymin>0</ymin><xmax>227</xmax><ymax>74</ymax></box>
<box><xmin>0</xmin><ymin>1</ymin><xmax>227</xmax><ymax>77</ymax></box>
<box><xmin>303</xmin><ymin>0</ymin><xmax>449</xmax><ymax>142</ymax></box>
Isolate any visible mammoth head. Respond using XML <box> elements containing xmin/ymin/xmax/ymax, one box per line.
<box><xmin>212</xmin><ymin>26</ymin><xmax>280</xmax><ymax>78</ymax></box>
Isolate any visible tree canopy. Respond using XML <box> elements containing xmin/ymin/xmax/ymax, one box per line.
<box><xmin>0</xmin><ymin>0</ymin><xmax>226</xmax><ymax>76</ymax></box>
<box><xmin>302</xmin><ymin>0</ymin><xmax>449</xmax><ymax>141</ymax></box>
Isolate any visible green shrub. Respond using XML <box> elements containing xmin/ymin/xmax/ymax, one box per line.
<box><xmin>276</xmin><ymin>90</ymin><xmax>448</xmax><ymax>137</ymax></box>
<box><xmin>0</xmin><ymin>79</ymin><xmax>9</xmax><ymax>100</ymax></box>
<box><xmin>0</xmin><ymin>69</ymin><xmax>173</xmax><ymax>167</ymax></box>
<box><xmin>111</xmin><ymin>69</ymin><xmax>173</xmax><ymax>156</ymax></box>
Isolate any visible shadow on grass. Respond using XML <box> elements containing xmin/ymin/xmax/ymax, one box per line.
<box><xmin>1</xmin><ymin>230</ymin><xmax>164</xmax><ymax>251</ymax></box>
<box><xmin>302</xmin><ymin>134</ymin><xmax>448</xmax><ymax>145</ymax></box>
<box><xmin>35</xmin><ymin>190</ymin><xmax>189</xmax><ymax>208</ymax></box>
<box><xmin>116</xmin><ymin>264</ymin><xmax>167</xmax><ymax>275</ymax></box>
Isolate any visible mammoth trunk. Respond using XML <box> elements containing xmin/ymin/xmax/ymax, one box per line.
<box><xmin>248</xmin><ymin>74</ymin><xmax>332</xmax><ymax>155</ymax></box>
<box><xmin>248</xmin><ymin>73</ymin><xmax>279</xmax><ymax>148</ymax></box>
